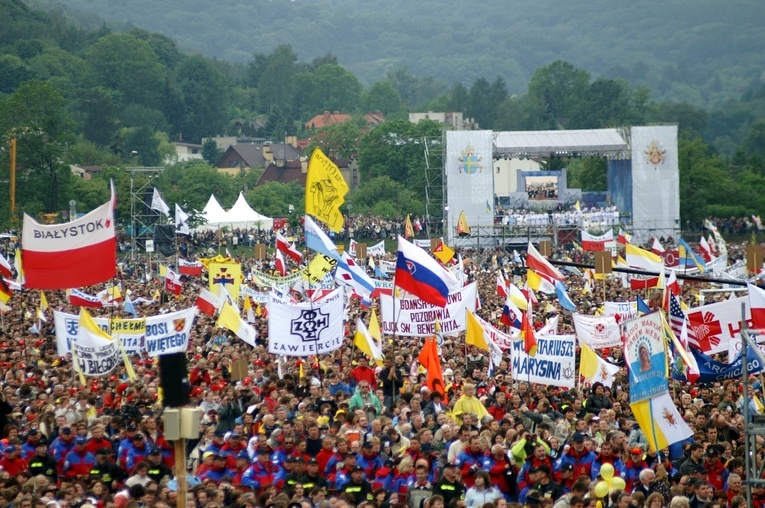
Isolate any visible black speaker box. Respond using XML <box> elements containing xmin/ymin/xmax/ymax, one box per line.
<box><xmin>159</xmin><ymin>352</ymin><xmax>190</xmax><ymax>407</ymax></box>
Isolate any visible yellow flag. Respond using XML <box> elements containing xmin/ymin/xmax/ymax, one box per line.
<box><xmin>302</xmin><ymin>253</ymin><xmax>337</xmax><ymax>285</ymax></box>
<box><xmin>579</xmin><ymin>341</ymin><xmax>600</xmax><ymax>379</ymax></box>
<box><xmin>305</xmin><ymin>147</ymin><xmax>349</xmax><ymax>232</ymax></box>
<box><xmin>209</xmin><ymin>262</ymin><xmax>242</xmax><ymax>302</ymax></box>
<box><xmin>574</xmin><ymin>201</ymin><xmax>581</xmax><ymax>212</ymax></box>
<box><xmin>404</xmin><ymin>215</ymin><xmax>415</xmax><ymax>239</ymax></box>
<box><xmin>465</xmin><ymin>309</ymin><xmax>489</xmax><ymax>351</ymax></box>
<box><xmin>369</xmin><ymin>309</ymin><xmax>381</xmax><ymax>345</ymax></box>
<box><xmin>433</xmin><ymin>240</ymin><xmax>455</xmax><ymax>264</ymax></box>
<box><xmin>243</xmin><ymin>294</ymin><xmax>251</xmax><ymax>311</ymax></box>
<box><xmin>40</xmin><ymin>291</ymin><xmax>48</xmax><ymax>311</ymax></box>
<box><xmin>457</xmin><ymin>211</ymin><xmax>471</xmax><ymax>235</ymax></box>
<box><xmin>159</xmin><ymin>265</ymin><xmax>167</xmax><ymax>277</ymax></box>
<box><xmin>353</xmin><ymin>318</ymin><xmax>384</xmax><ymax>366</ymax></box>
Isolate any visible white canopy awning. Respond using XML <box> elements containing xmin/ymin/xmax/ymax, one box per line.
<box><xmin>494</xmin><ymin>128</ymin><xmax>629</xmax><ymax>158</ymax></box>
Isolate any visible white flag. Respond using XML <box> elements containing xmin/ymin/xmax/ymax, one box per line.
<box><xmin>175</xmin><ymin>203</ymin><xmax>190</xmax><ymax>235</ymax></box>
<box><xmin>151</xmin><ymin>188</ymin><xmax>170</xmax><ymax>217</ymax></box>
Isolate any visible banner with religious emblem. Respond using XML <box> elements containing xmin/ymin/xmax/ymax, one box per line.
<box><xmin>144</xmin><ymin>307</ymin><xmax>198</xmax><ymax>357</ymax></box>
<box><xmin>445</xmin><ymin>131</ymin><xmax>494</xmax><ymax>246</ymax></box>
<box><xmin>54</xmin><ymin>311</ymin><xmax>146</xmax><ymax>356</ymax></box>
<box><xmin>623</xmin><ymin>311</ymin><xmax>668</xmax><ymax>403</ymax></box>
<box><xmin>267</xmin><ymin>287</ymin><xmax>344</xmax><ymax>356</ymax></box>
<box><xmin>209</xmin><ymin>261</ymin><xmax>242</xmax><ymax>302</ymax></box>
<box><xmin>510</xmin><ymin>335</ymin><xmax>576</xmax><ymax>388</ymax></box>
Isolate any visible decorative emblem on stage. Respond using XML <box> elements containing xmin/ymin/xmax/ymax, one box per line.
<box><xmin>643</xmin><ymin>140</ymin><xmax>667</xmax><ymax>167</ymax></box>
<box><xmin>458</xmin><ymin>145</ymin><xmax>483</xmax><ymax>174</ymax></box>
<box><xmin>291</xmin><ymin>309</ymin><xmax>329</xmax><ymax>342</ymax></box>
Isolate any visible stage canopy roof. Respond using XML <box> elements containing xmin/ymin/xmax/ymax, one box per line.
<box><xmin>493</xmin><ymin>128</ymin><xmax>629</xmax><ymax>158</ymax></box>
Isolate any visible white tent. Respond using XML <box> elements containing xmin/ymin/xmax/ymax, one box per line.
<box><xmin>223</xmin><ymin>192</ymin><xmax>274</xmax><ymax>230</ymax></box>
<box><xmin>200</xmin><ymin>194</ymin><xmax>229</xmax><ymax>226</ymax></box>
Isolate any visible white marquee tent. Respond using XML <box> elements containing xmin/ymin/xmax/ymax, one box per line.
<box><xmin>196</xmin><ymin>193</ymin><xmax>274</xmax><ymax>231</ymax></box>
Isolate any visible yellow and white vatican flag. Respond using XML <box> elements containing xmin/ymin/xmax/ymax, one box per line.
<box><xmin>630</xmin><ymin>391</ymin><xmax>693</xmax><ymax>453</ymax></box>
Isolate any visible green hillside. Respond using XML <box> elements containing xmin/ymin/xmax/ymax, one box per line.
<box><xmin>30</xmin><ymin>0</ymin><xmax>765</xmax><ymax>107</ymax></box>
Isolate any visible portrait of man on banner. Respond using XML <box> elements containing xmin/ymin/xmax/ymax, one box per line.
<box><xmin>622</xmin><ymin>311</ymin><xmax>668</xmax><ymax>403</ymax></box>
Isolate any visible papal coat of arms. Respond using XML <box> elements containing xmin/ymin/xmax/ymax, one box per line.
<box><xmin>644</xmin><ymin>140</ymin><xmax>667</xmax><ymax>167</ymax></box>
<box><xmin>458</xmin><ymin>145</ymin><xmax>483</xmax><ymax>174</ymax></box>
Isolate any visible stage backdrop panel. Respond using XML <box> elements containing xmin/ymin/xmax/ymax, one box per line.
<box><xmin>445</xmin><ymin>131</ymin><xmax>495</xmax><ymax>246</ymax></box>
<box><xmin>630</xmin><ymin>126</ymin><xmax>680</xmax><ymax>244</ymax></box>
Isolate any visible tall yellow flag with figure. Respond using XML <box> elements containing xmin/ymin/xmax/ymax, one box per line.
<box><xmin>457</xmin><ymin>211</ymin><xmax>471</xmax><ymax>236</ymax></box>
<box><xmin>305</xmin><ymin>147</ymin><xmax>349</xmax><ymax>233</ymax></box>
<box><xmin>404</xmin><ymin>215</ymin><xmax>415</xmax><ymax>239</ymax></box>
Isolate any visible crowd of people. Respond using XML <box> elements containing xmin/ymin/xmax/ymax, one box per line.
<box><xmin>0</xmin><ymin>215</ymin><xmax>760</xmax><ymax>508</ymax></box>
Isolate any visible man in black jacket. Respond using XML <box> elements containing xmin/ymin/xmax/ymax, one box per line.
<box><xmin>146</xmin><ymin>448</ymin><xmax>173</xmax><ymax>483</ymax></box>
<box><xmin>28</xmin><ymin>440</ymin><xmax>57</xmax><ymax>483</ymax></box>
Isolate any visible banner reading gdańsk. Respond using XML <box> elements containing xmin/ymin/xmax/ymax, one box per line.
<box><xmin>144</xmin><ymin>307</ymin><xmax>198</xmax><ymax>357</ymax></box>
<box><xmin>55</xmin><ymin>311</ymin><xmax>146</xmax><ymax>356</ymax></box>
<box><xmin>381</xmin><ymin>282</ymin><xmax>477</xmax><ymax>337</ymax></box>
<box><xmin>510</xmin><ymin>335</ymin><xmax>576</xmax><ymax>388</ymax></box>
<box><xmin>268</xmin><ymin>287</ymin><xmax>344</xmax><ymax>356</ymax></box>
<box><xmin>623</xmin><ymin>311</ymin><xmax>668</xmax><ymax>403</ymax></box>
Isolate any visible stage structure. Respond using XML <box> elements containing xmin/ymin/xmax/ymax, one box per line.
<box><xmin>443</xmin><ymin>126</ymin><xmax>680</xmax><ymax>247</ymax></box>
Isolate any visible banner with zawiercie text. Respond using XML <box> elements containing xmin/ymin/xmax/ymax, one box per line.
<box><xmin>268</xmin><ymin>287</ymin><xmax>344</xmax><ymax>356</ymax></box>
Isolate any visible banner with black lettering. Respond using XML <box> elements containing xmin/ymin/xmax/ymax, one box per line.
<box><xmin>381</xmin><ymin>282</ymin><xmax>477</xmax><ymax>337</ymax></box>
<box><xmin>55</xmin><ymin>311</ymin><xmax>146</xmax><ymax>356</ymax></box>
<box><xmin>268</xmin><ymin>287</ymin><xmax>344</xmax><ymax>356</ymax></box>
<box><xmin>510</xmin><ymin>335</ymin><xmax>576</xmax><ymax>388</ymax></box>
<box><xmin>74</xmin><ymin>312</ymin><xmax>120</xmax><ymax>377</ymax></box>
<box><xmin>144</xmin><ymin>307</ymin><xmax>198</xmax><ymax>357</ymax></box>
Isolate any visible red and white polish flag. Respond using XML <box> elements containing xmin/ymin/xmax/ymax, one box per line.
<box><xmin>195</xmin><ymin>288</ymin><xmax>223</xmax><ymax>316</ymax></box>
<box><xmin>275</xmin><ymin>249</ymin><xmax>287</xmax><ymax>276</ymax></box>
<box><xmin>22</xmin><ymin>183</ymin><xmax>116</xmax><ymax>289</ymax></box>
<box><xmin>276</xmin><ymin>233</ymin><xmax>302</xmax><ymax>262</ymax></box>
<box><xmin>179</xmin><ymin>258</ymin><xmax>203</xmax><ymax>276</ymax></box>
<box><xmin>165</xmin><ymin>268</ymin><xmax>183</xmax><ymax>296</ymax></box>
<box><xmin>68</xmin><ymin>288</ymin><xmax>104</xmax><ymax>308</ymax></box>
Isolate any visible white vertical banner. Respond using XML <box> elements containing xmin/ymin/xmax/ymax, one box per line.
<box><xmin>445</xmin><ymin>131</ymin><xmax>494</xmax><ymax>246</ymax></box>
<box><xmin>631</xmin><ymin>126</ymin><xmax>680</xmax><ymax>244</ymax></box>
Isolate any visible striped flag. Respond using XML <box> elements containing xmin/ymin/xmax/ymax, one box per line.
<box><xmin>669</xmin><ymin>293</ymin><xmax>699</xmax><ymax>350</ymax></box>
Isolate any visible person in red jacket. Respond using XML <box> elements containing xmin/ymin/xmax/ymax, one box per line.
<box><xmin>487</xmin><ymin>391</ymin><xmax>507</xmax><ymax>422</ymax></box>
<box><xmin>350</xmin><ymin>357</ymin><xmax>377</xmax><ymax>389</ymax></box>
<box><xmin>0</xmin><ymin>445</ymin><xmax>29</xmax><ymax>476</ymax></box>
<box><xmin>484</xmin><ymin>443</ymin><xmax>518</xmax><ymax>500</ymax></box>
<box><xmin>86</xmin><ymin>425</ymin><xmax>113</xmax><ymax>456</ymax></box>
<box><xmin>63</xmin><ymin>437</ymin><xmax>96</xmax><ymax>480</ymax></box>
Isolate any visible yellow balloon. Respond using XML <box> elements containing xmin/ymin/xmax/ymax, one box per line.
<box><xmin>599</xmin><ymin>463</ymin><xmax>615</xmax><ymax>481</ymax></box>
<box><xmin>610</xmin><ymin>477</ymin><xmax>626</xmax><ymax>492</ymax></box>
<box><xmin>594</xmin><ymin>481</ymin><xmax>610</xmax><ymax>498</ymax></box>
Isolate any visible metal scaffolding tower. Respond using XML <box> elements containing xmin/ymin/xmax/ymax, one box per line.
<box><xmin>126</xmin><ymin>167</ymin><xmax>164</xmax><ymax>261</ymax></box>
<box><xmin>423</xmin><ymin>133</ymin><xmax>446</xmax><ymax>238</ymax></box>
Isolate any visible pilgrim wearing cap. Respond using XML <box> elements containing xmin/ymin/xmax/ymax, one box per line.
<box><xmin>62</xmin><ymin>437</ymin><xmax>96</xmax><ymax>479</ymax></box>
<box><xmin>298</xmin><ymin>458</ymin><xmax>329</xmax><ymax>491</ymax></box>
<box><xmin>147</xmin><ymin>448</ymin><xmax>173</xmax><ymax>483</ymax></box>
<box><xmin>340</xmin><ymin>465</ymin><xmax>374</xmax><ymax>505</ymax></box>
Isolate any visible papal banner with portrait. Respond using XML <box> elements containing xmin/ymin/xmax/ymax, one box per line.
<box><xmin>623</xmin><ymin>311</ymin><xmax>668</xmax><ymax>403</ymax></box>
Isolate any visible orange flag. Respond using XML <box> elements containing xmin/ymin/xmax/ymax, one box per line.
<box><xmin>418</xmin><ymin>337</ymin><xmax>447</xmax><ymax>403</ymax></box>
<box><xmin>521</xmin><ymin>298</ymin><xmax>537</xmax><ymax>357</ymax></box>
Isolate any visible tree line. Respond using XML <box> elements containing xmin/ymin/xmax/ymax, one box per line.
<box><xmin>1</xmin><ymin>0</ymin><xmax>765</xmax><ymax>229</ymax></box>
